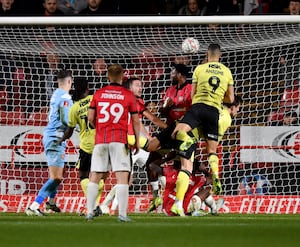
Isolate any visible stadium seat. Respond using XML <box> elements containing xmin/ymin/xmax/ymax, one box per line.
<box><xmin>0</xmin><ymin>109</ymin><xmax>26</xmax><ymax>125</ymax></box>
<box><xmin>266</xmin><ymin>110</ymin><xmax>284</xmax><ymax>125</ymax></box>
<box><xmin>279</xmin><ymin>88</ymin><xmax>300</xmax><ymax>107</ymax></box>
<box><xmin>27</xmin><ymin>111</ymin><xmax>48</xmax><ymax>126</ymax></box>
<box><xmin>0</xmin><ymin>89</ymin><xmax>8</xmax><ymax>110</ymax></box>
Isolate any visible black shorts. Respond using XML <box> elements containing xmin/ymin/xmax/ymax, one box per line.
<box><xmin>155</xmin><ymin>121</ymin><xmax>179</xmax><ymax>150</ymax></box>
<box><xmin>77</xmin><ymin>149</ymin><xmax>92</xmax><ymax>172</ymax></box>
<box><xmin>181</xmin><ymin>103</ymin><xmax>219</xmax><ymax>141</ymax></box>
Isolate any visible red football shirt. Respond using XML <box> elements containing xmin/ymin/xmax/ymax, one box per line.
<box><xmin>90</xmin><ymin>83</ymin><xmax>137</xmax><ymax>144</ymax></box>
<box><xmin>162</xmin><ymin>82</ymin><xmax>192</xmax><ymax>124</ymax></box>
<box><xmin>127</xmin><ymin>97</ymin><xmax>146</xmax><ymax>135</ymax></box>
<box><xmin>162</xmin><ymin>166</ymin><xmax>206</xmax><ymax>216</ymax></box>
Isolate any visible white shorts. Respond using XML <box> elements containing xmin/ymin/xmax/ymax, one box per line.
<box><xmin>132</xmin><ymin>149</ymin><xmax>149</xmax><ymax>168</ymax></box>
<box><xmin>91</xmin><ymin>143</ymin><xmax>131</xmax><ymax>172</ymax></box>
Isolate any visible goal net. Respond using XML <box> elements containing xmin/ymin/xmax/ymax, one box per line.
<box><xmin>0</xmin><ymin>16</ymin><xmax>299</xmax><ymax>214</ymax></box>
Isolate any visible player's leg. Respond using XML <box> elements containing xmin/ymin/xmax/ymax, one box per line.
<box><xmin>26</xmin><ymin>147</ymin><xmax>64</xmax><ymax>216</ymax></box>
<box><xmin>201</xmin><ymin>104</ymin><xmax>222</xmax><ymax>195</ymax></box>
<box><xmin>86</xmin><ymin>144</ymin><xmax>108</xmax><ymax>220</ymax></box>
<box><xmin>206</xmin><ymin>140</ymin><xmax>222</xmax><ymax>195</ymax></box>
<box><xmin>147</xmin><ymin>162</ymin><xmax>163</xmax><ymax>212</ymax></box>
<box><xmin>171</xmin><ymin>144</ymin><xmax>197</xmax><ymax>216</ymax></box>
<box><xmin>110</xmin><ymin>143</ymin><xmax>132</xmax><ymax>222</ymax></box>
<box><xmin>100</xmin><ymin>184</ymin><xmax>117</xmax><ymax>214</ymax></box>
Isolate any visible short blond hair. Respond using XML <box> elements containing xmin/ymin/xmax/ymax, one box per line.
<box><xmin>107</xmin><ymin>64</ymin><xmax>123</xmax><ymax>82</ymax></box>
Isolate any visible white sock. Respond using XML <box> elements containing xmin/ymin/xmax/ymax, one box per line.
<box><xmin>150</xmin><ymin>181</ymin><xmax>159</xmax><ymax>191</ymax></box>
<box><xmin>205</xmin><ymin>195</ymin><xmax>217</xmax><ymax>212</ymax></box>
<box><xmin>150</xmin><ymin>181</ymin><xmax>159</xmax><ymax>198</ymax></box>
<box><xmin>159</xmin><ymin>176</ymin><xmax>166</xmax><ymax>189</ymax></box>
<box><xmin>102</xmin><ymin>185</ymin><xmax>117</xmax><ymax>207</ymax></box>
<box><xmin>30</xmin><ymin>201</ymin><xmax>40</xmax><ymax>210</ymax></box>
<box><xmin>175</xmin><ymin>199</ymin><xmax>183</xmax><ymax>209</ymax></box>
<box><xmin>111</xmin><ymin>197</ymin><xmax>118</xmax><ymax>211</ymax></box>
<box><xmin>86</xmin><ymin>182</ymin><xmax>99</xmax><ymax>215</ymax></box>
<box><xmin>116</xmin><ymin>184</ymin><xmax>129</xmax><ymax>217</ymax></box>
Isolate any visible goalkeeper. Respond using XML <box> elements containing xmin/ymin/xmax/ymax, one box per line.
<box><xmin>25</xmin><ymin>70</ymin><xmax>73</xmax><ymax>216</ymax></box>
<box><xmin>145</xmin><ymin>95</ymin><xmax>241</xmax><ymax>212</ymax></box>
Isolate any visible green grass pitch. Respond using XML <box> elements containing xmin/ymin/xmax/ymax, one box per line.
<box><xmin>0</xmin><ymin>213</ymin><xmax>300</xmax><ymax>247</ymax></box>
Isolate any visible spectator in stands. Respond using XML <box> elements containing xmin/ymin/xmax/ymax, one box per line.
<box><xmin>57</xmin><ymin>0</ymin><xmax>87</xmax><ymax>15</ymax></box>
<box><xmin>177</xmin><ymin>0</ymin><xmax>206</xmax><ymax>15</ymax></box>
<box><xmin>88</xmin><ymin>57</ymin><xmax>108</xmax><ymax>93</ymax></box>
<box><xmin>278</xmin><ymin>53</ymin><xmax>294</xmax><ymax>88</ymax></box>
<box><xmin>79</xmin><ymin>0</ymin><xmax>112</xmax><ymax>15</ymax></box>
<box><xmin>160</xmin><ymin>64</ymin><xmax>192</xmax><ymax>125</ymax></box>
<box><xmin>243</xmin><ymin>0</ymin><xmax>259</xmax><ymax>15</ymax></box>
<box><xmin>41</xmin><ymin>0</ymin><xmax>64</xmax><ymax>16</ymax></box>
<box><xmin>0</xmin><ymin>0</ymin><xmax>16</xmax><ymax>15</ymax></box>
<box><xmin>288</xmin><ymin>0</ymin><xmax>300</xmax><ymax>15</ymax></box>
<box><xmin>282</xmin><ymin>110</ymin><xmax>300</xmax><ymax>125</ymax></box>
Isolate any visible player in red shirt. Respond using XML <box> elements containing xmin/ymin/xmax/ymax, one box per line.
<box><xmin>160</xmin><ymin>64</ymin><xmax>192</xmax><ymax>125</ymax></box>
<box><xmin>146</xmin><ymin>151</ymin><xmax>223</xmax><ymax>216</ymax></box>
<box><xmin>86</xmin><ymin>64</ymin><xmax>140</xmax><ymax>222</ymax></box>
<box><xmin>100</xmin><ymin>77</ymin><xmax>167</xmax><ymax>215</ymax></box>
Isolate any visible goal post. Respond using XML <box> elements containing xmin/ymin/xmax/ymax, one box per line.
<box><xmin>0</xmin><ymin>16</ymin><xmax>299</xmax><ymax>214</ymax></box>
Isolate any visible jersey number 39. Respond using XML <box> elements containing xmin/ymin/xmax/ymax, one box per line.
<box><xmin>98</xmin><ymin>102</ymin><xmax>124</xmax><ymax>123</ymax></box>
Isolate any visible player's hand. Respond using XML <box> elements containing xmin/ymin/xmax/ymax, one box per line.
<box><xmin>132</xmin><ymin>142</ymin><xmax>140</xmax><ymax>155</ymax></box>
<box><xmin>163</xmin><ymin>97</ymin><xmax>173</xmax><ymax>108</ymax></box>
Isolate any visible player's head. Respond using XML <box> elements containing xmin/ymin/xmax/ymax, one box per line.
<box><xmin>57</xmin><ymin>69</ymin><xmax>73</xmax><ymax>90</ymax></box>
<box><xmin>171</xmin><ymin>63</ymin><xmax>189</xmax><ymax>84</ymax></box>
<box><xmin>207</xmin><ymin>43</ymin><xmax>221</xmax><ymax>61</ymax></box>
<box><xmin>72</xmin><ymin>77</ymin><xmax>89</xmax><ymax>101</ymax></box>
<box><xmin>107</xmin><ymin>64</ymin><xmax>123</xmax><ymax>84</ymax></box>
<box><xmin>124</xmin><ymin>77</ymin><xmax>143</xmax><ymax>98</ymax></box>
<box><xmin>224</xmin><ymin>94</ymin><xmax>242</xmax><ymax>117</ymax></box>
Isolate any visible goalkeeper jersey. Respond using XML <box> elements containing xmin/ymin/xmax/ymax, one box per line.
<box><xmin>43</xmin><ymin>88</ymin><xmax>73</xmax><ymax>150</ymax></box>
<box><xmin>68</xmin><ymin>95</ymin><xmax>95</xmax><ymax>154</ymax></box>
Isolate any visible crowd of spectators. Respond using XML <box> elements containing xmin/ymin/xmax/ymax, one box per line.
<box><xmin>0</xmin><ymin>0</ymin><xmax>299</xmax><ymax>16</ymax></box>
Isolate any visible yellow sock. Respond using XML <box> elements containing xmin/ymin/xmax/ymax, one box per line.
<box><xmin>208</xmin><ymin>153</ymin><xmax>219</xmax><ymax>178</ymax></box>
<box><xmin>139</xmin><ymin>136</ymin><xmax>148</xmax><ymax>149</ymax></box>
<box><xmin>175</xmin><ymin>171</ymin><xmax>190</xmax><ymax>201</ymax></box>
<box><xmin>80</xmin><ymin>178</ymin><xmax>89</xmax><ymax>197</ymax></box>
<box><xmin>96</xmin><ymin>179</ymin><xmax>104</xmax><ymax>204</ymax></box>
<box><xmin>176</xmin><ymin>130</ymin><xmax>191</xmax><ymax>142</ymax></box>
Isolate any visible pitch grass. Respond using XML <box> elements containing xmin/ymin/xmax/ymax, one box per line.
<box><xmin>0</xmin><ymin>213</ymin><xmax>300</xmax><ymax>247</ymax></box>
